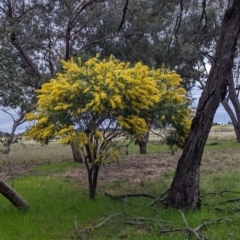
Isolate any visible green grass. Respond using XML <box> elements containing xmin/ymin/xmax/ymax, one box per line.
<box><xmin>0</xmin><ymin>176</ymin><xmax>125</xmax><ymax>240</ymax></box>
<box><xmin>0</xmin><ymin>136</ymin><xmax>240</xmax><ymax>239</ymax></box>
<box><xmin>205</xmin><ymin>138</ymin><xmax>239</xmax><ymax>150</ymax></box>
<box><xmin>1</xmin><ymin>171</ymin><xmax>240</xmax><ymax>239</ymax></box>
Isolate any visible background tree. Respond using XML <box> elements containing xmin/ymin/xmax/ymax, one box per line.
<box><xmin>166</xmin><ymin>0</ymin><xmax>240</xmax><ymax>209</ymax></box>
<box><xmin>135</xmin><ymin>67</ymin><xmax>192</xmax><ymax>154</ymax></box>
<box><xmin>0</xmin><ymin>0</ymin><xmax>129</xmax><ymax>160</ymax></box>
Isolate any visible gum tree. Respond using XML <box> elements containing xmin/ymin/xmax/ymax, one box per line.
<box><xmin>166</xmin><ymin>0</ymin><xmax>240</xmax><ymax>209</ymax></box>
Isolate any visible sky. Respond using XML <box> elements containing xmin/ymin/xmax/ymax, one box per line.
<box><xmin>191</xmin><ymin>87</ymin><xmax>232</xmax><ymax>124</ymax></box>
<box><xmin>0</xmin><ymin>88</ymin><xmax>232</xmax><ymax>134</ymax></box>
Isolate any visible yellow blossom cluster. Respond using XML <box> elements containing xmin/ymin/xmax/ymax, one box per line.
<box><xmin>25</xmin><ymin>54</ymin><xmax>192</xmax><ymax>161</ymax></box>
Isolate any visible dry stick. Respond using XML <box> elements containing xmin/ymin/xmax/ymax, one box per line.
<box><xmin>74</xmin><ymin>216</ymin><xmax>81</xmax><ymax>240</ymax></box>
<box><xmin>93</xmin><ymin>212</ymin><xmax>124</xmax><ymax>229</ymax></box>
<box><xmin>178</xmin><ymin>210</ymin><xmax>207</xmax><ymax>240</ymax></box>
<box><xmin>124</xmin><ymin>221</ymin><xmax>145</xmax><ymax>226</ymax></box>
<box><xmin>149</xmin><ymin>189</ymin><xmax>169</xmax><ymax>206</ymax></box>
<box><xmin>201</xmin><ymin>190</ymin><xmax>240</xmax><ymax>198</ymax></box>
<box><xmin>194</xmin><ymin>217</ymin><xmax>231</xmax><ymax>232</ymax></box>
<box><xmin>105</xmin><ymin>192</ymin><xmax>155</xmax><ymax>200</ymax></box>
<box><xmin>130</xmin><ymin>217</ymin><xmax>167</xmax><ymax>223</ymax></box>
<box><xmin>160</xmin><ymin>215</ymin><xmax>230</xmax><ymax>238</ymax></box>
<box><xmin>78</xmin><ymin>212</ymin><xmax>124</xmax><ymax>234</ymax></box>
<box><xmin>219</xmin><ymin>198</ymin><xmax>240</xmax><ymax>204</ymax></box>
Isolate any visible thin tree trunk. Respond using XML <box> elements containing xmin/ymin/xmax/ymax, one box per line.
<box><xmin>166</xmin><ymin>0</ymin><xmax>240</xmax><ymax>209</ymax></box>
<box><xmin>137</xmin><ymin>131</ymin><xmax>150</xmax><ymax>154</ymax></box>
<box><xmin>0</xmin><ymin>179</ymin><xmax>28</xmax><ymax>209</ymax></box>
<box><xmin>227</xmin><ymin>71</ymin><xmax>240</xmax><ymax>142</ymax></box>
<box><xmin>70</xmin><ymin>144</ymin><xmax>83</xmax><ymax>163</ymax></box>
<box><xmin>87</xmin><ymin>164</ymin><xmax>100</xmax><ymax>200</ymax></box>
<box><xmin>222</xmin><ymin>97</ymin><xmax>240</xmax><ymax>142</ymax></box>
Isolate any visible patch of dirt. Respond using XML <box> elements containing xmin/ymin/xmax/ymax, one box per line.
<box><xmin>62</xmin><ymin>152</ymin><xmax>180</xmax><ymax>184</ymax></box>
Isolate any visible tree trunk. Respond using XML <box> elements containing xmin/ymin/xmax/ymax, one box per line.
<box><xmin>70</xmin><ymin>144</ymin><xmax>83</xmax><ymax>163</ymax></box>
<box><xmin>87</xmin><ymin>164</ymin><xmax>100</xmax><ymax>200</ymax></box>
<box><xmin>137</xmin><ymin>131</ymin><xmax>150</xmax><ymax>154</ymax></box>
<box><xmin>227</xmin><ymin>70</ymin><xmax>240</xmax><ymax>142</ymax></box>
<box><xmin>222</xmin><ymin>97</ymin><xmax>240</xmax><ymax>142</ymax></box>
<box><xmin>166</xmin><ymin>0</ymin><xmax>240</xmax><ymax>209</ymax></box>
<box><xmin>0</xmin><ymin>179</ymin><xmax>28</xmax><ymax>209</ymax></box>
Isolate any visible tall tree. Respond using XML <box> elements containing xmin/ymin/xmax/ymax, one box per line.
<box><xmin>0</xmin><ymin>0</ymin><xmax>127</xmax><ymax>159</ymax></box>
<box><xmin>166</xmin><ymin>0</ymin><xmax>240</xmax><ymax>209</ymax></box>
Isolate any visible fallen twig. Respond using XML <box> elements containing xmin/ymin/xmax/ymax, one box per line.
<box><xmin>105</xmin><ymin>192</ymin><xmax>155</xmax><ymax>200</ymax></box>
<box><xmin>219</xmin><ymin>198</ymin><xmax>240</xmax><ymax>204</ymax></box>
<box><xmin>74</xmin><ymin>216</ymin><xmax>81</xmax><ymax>240</ymax></box>
<box><xmin>194</xmin><ymin>217</ymin><xmax>231</xmax><ymax>232</ymax></box>
<box><xmin>160</xmin><ymin>213</ymin><xmax>231</xmax><ymax>239</ymax></box>
<box><xmin>124</xmin><ymin>221</ymin><xmax>145</xmax><ymax>226</ymax></box>
<box><xmin>130</xmin><ymin>217</ymin><xmax>167</xmax><ymax>223</ymax></box>
<box><xmin>93</xmin><ymin>212</ymin><xmax>124</xmax><ymax>229</ymax></box>
<box><xmin>201</xmin><ymin>190</ymin><xmax>240</xmax><ymax>198</ymax></box>
<box><xmin>149</xmin><ymin>189</ymin><xmax>169</xmax><ymax>206</ymax></box>
<box><xmin>179</xmin><ymin>210</ymin><xmax>207</xmax><ymax>240</ymax></box>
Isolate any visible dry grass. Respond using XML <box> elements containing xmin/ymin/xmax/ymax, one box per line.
<box><xmin>0</xmin><ymin>129</ymin><xmax>239</xmax><ymax>184</ymax></box>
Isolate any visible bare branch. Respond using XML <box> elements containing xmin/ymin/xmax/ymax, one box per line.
<box><xmin>149</xmin><ymin>189</ymin><xmax>169</xmax><ymax>206</ymax></box>
<box><xmin>118</xmin><ymin>0</ymin><xmax>129</xmax><ymax>33</ymax></box>
<box><xmin>79</xmin><ymin>33</ymin><xmax>142</xmax><ymax>51</ymax></box>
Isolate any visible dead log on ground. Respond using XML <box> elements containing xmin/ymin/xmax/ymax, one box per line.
<box><xmin>0</xmin><ymin>179</ymin><xmax>28</xmax><ymax>209</ymax></box>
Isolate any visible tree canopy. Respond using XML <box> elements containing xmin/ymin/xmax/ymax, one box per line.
<box><xmin>25</xmin><ymin>55</ymin><xmax>191</xmax><ymax>198</ymax></box>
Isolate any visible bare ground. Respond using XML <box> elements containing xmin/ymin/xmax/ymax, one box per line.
<box><xmin>1</xmin><ymin>131</ymin><xmax>239</xmax><ymax>184</ymax></box>
<box><xmin>62</xmin><ymin>152</ymin><xmax>180</xmax><ymax>184</ymax></box>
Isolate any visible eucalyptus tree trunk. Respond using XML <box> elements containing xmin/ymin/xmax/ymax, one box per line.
<box><xmin>166</xmin><ymin>0</ymin><xmax>240</xmax><ymax>209</ymax></box>
<box><xmin>221</xmin><ymin>71</ymin><xmax>240</xmax><ymax>142</ymax></box>
<box><xmin>0</xmin><ymin>179</ymin><xmax>28</xmax><ymax>209</ymax></box>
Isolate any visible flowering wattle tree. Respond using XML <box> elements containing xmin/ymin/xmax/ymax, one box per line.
<box><xmin>26</xmin><ymin>55</ymin><xmax>162</xmax><ymax>199</ymax></box>
<box><xmin>136</xmin><ymin>67</ymin><xmax>192</xmax><ymax>154</ymax></box>
<box><xmin>25</xmin><ymin>55</ymin><xmax>191</xmax><ymax>199</ymax></box>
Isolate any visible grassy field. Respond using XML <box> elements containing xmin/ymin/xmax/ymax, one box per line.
<box><xmin>0</xmin><ymin>127</ymin><xmax>240</xmax><ymax>239</ymax></box>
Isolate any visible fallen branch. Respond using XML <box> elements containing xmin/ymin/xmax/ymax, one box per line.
<box><xmin>93</xmin><ymin>212</ymin><xmax>124</xmax><ymax>229</ymax></box>
<box><xmin>219</xmin><ymin>198</ymin><xmax>240</xmax><ymax>204</ymax></box>
<box><xmin>160</xmin><ymin>212</ymin><xmax>231</xmax><ymax>239</ymax></box>
<box><xmin>201</xmin><ymin>190</ymin><xmax>240</xmax><ymax>198</ymax></box>
<box><xmin>78</xmin><ymin>212</ymin><xmax>124</xmax><ymax>234</ymax></box>
<box><xmin>105</xmin><ymin>192</ymin><xmax>155</xmax><ymax>200</ymax></box>
<box><xmin>74</xmin><ymin>216</ymin><xmax>81</xmax><ymax>240</ymax></box>
<box><xmin>194</xmin><ymin>217</ymin><xmax>231</xmax><ymax>232</ymax></box>
<box><xmin>123</xmin><ymin>221</ymin><xmax>145</xmax><ymax>226</ymax></box>
<box><xmin>0</xmin><ymin>179</ymin><xmax>28</xmax><ymax>209</ymax></box>
<box><xmin>129</xmin><ymin>217</ymin><xmax>167</xmax><ymax>223</ymax></box>
<box><xmin>179</xmin><ymin>210</ymin><xmax>207</xmax><ymax>240</ymax></box>
<box><xmin>149</xmin><ymin>189</ymin><xmax>169</xmax><ymax>206</ymax></box>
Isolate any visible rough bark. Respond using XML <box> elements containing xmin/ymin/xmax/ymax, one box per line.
<box><xmin>137</xmin><ymin>131</ymin><xmax>150</xmax><ymax>154</ymax></box>
<box><xmin>0</xmin><ymin>179</ymin><xmax>28</xmax><ymax>209</ymax></box>
<box><xmin>87</xmin><ymin>164</ymin><xmax>100</xmax><ymax>200</ymax></box>
<box><xmin>166</xmin><ymin>0</ymin><xmax>240</xmax><ymax>209</ymax></box>
<box><xmin>70</xmin><ymin>144</ymin><xmax>83</xmax><ymax>163</ymax></box>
